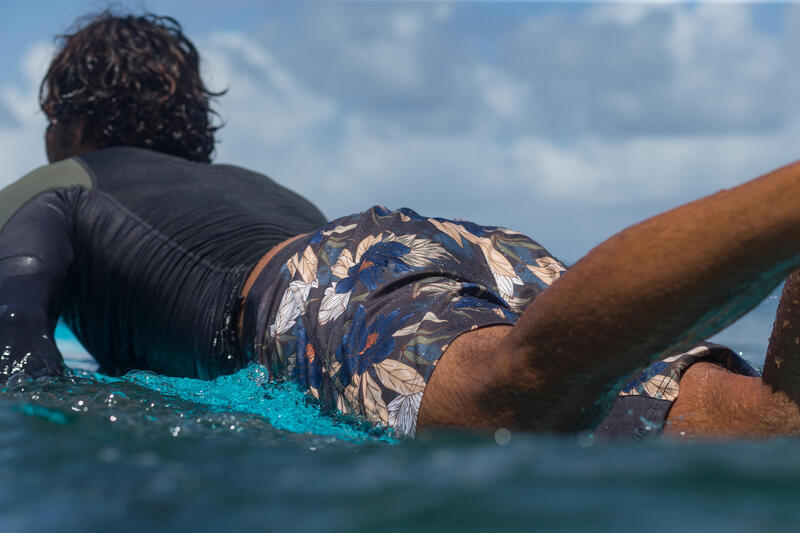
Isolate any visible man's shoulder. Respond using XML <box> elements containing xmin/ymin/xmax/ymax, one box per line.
<box><xmin>0</xmin><ymin>158</ymin><xmax>94</xmax><ymax>230</ymax></box>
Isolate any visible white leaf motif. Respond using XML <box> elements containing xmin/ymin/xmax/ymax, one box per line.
<box><xmin>388</xmin><ymin>392</ymin><xmax>423</xmax><ymax>438</ymax></box>
<box><xmin>373</xmin><ymin>359</ymin><xmax>426</xmax><ymax>395</ymax></box>
<box><xmin>268</xmin><ymin>279</ymin><xmax>317</xmax><ymax>337</ymax></box>
<box><xmin>318</xmin><ymin>282</ymin><xmax>351</xmax><ymax>325</ymax></box>
<box><xmin>392</xmin><ymin>311</ymin><xmax>447</xmax><ymax>337</ymax></box>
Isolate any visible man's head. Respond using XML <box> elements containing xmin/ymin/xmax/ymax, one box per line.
<box><xmin>40</xmin><ymin>11</ymin><xmax>223</xmax><ymax>163</ymax></box>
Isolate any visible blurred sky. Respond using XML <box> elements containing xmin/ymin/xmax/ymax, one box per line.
<box><xmin>1</xmin><ymin>1</ymin><xmax>798</xmax><ymax>266</ymax></box>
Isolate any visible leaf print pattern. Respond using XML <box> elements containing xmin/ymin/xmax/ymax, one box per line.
<box><xmin>335</xmin><ymin>306</ymin><xmax>412</xmax><ymax>383</ymax></box>
<box><xmin>373</xmin><ymin>359</ymin><xmax>426</xmax><ymax>395</ymax></box>
<box><xmin>344</xmin><ymin>371</ymin><xmax>389</xmax><ymax>424</ymax></box>
<box><xmin>268</xmin><ymin>245</ymin><xmax>320</xmax><ymax>338</ymax></box>
<box><xmin>268</xmin><ymin>278</ymin><xmax>318</xmax><ymax>337</ymax></box>
<box><xmin>428</xmin><ymin>218</ymin><xmax>523</xmax><ymax>300</ymax></box>
<box><xmin>618</xmin><ymin>343</ymin><xmax>759</xmax><ymax>403</ymax></box>
<box><xmin>527</xmin><ymin>256</ymin><xmax>567</xmax><ymax>285</ymax></box>
<box><xmin>253</xmin><ymin>208</ymin><xmax>761</xmax><ymax>438</ymax></box>
<box><xmin>287</xmin><ymin>244</ymin><xmax>318</xmax><ymax>284</ymax></box>
<box><xmin>320</xmin><ymin>231</ymin><xmax>454</xmax><ymax>327</ymax></box>
<box><xmin>318</xmin><ymin>282</ymin><xmax>351</xmax><ymax>326</ymax></box>
<box><xmin>388</xmin><ymin>392</ymin><xmax>423</xmax><ymax>437</ymax></box>
<box><xmin>391</xmin><ymin>311</ymin><xmax>448</xmax><ymax>338</ymax></box>
<box><xmin>256</xmin><ymin>206</ymin><xmax>568</xmax><ymax>438</ymax></box>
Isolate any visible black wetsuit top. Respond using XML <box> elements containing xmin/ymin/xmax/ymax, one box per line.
<box><xmin>0</xmin><ymin>147</ymin><xmax>326</xmax><ymax>380</ymax></box>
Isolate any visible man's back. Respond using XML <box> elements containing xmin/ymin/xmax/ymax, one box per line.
<box><xmin>0</xmin><ymin>147</ymin><xmax>326</xmax><ymax>378</ymax></box>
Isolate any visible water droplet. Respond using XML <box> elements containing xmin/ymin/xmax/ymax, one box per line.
<box><xmin>494</xmin><ymin>428</ymin><xmax>512</xmax><ymax>445</ymax></box>
<box><xmin>6</xmin><ymin>373</ymin><xmax>31</xmax><ymax>391</ymax></box>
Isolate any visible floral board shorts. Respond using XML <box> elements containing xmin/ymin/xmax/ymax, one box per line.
<box><xmin>242</xmin><ymin>206</ymin><xmax>760</xmax><ymax>439</ymax></box>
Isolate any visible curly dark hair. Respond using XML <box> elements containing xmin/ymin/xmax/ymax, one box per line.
<box><xmin>40</xmin><ymin>11</ymin><xmax>224</xmax><ymax>163</ymax></box>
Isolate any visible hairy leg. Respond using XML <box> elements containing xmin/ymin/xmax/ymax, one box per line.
<box><xmin>664</xmin><ymin>268</ymin><xmax>800</xmax><ymax>438</ymax></box>
<box><xmin>762</xmin><ymin>269</ymin><xmax>800</xmax><ymax>402</ymax></box>
<box><xmin>663</xmin><ymin>362</ymin><xmax>800</xmax><ymax>438</ymax></box>
<box><xmin>419</xmin><ymin>160</ymin><xmax>800</xmax><ymax>434</ymax></box>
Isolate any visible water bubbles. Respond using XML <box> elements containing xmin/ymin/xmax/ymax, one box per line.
<box><xmin>6</xmin><ymin>372</ymin><xmax>31</xmax><ymax>391</ymax></box>
<box><xmin>34</xmin><ymin>376</ymin><xmax>58</xmax><ymax>387</ymax></box>
<box><xmin>91</xmin><ymin>390</ymin><xmax>129</xmax><ymax>410</ymax></box>
<box><xmin>3</xmin><ymin>363</ymin><xmax>392</xmax><ymax>445</ymax></box>
<box><xmin>638</xmin><ymin>416</ymin><xmax>662</xmax><ymax>432</ymax></box>
<box><xmin>494</xmin><ymin>427</ymin><xmax>512</xmax><ymax>446</ymax></box>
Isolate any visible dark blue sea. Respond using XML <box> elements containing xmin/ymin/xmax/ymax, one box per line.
<box><xmin>3</xmin><ymin>291</ymin><xmax>799</xmax><ymax>532</ymax></box>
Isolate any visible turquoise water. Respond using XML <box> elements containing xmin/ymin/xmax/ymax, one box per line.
<box><xmin>3</xmin><ymin>293</ymin><xmax>800</xmax><ymax>532</ymax></box>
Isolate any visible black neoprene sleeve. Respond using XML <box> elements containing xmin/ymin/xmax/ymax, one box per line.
<box><xmin>0</xmin><ymin>188</ymin><xmax>77</xmax><ymax>382</ymax></box>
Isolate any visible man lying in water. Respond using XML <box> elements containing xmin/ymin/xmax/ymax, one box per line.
<box><xmin>3</xmin><ymin>11</ymin><xmax>800</xmax><ymax>440</ymax></box>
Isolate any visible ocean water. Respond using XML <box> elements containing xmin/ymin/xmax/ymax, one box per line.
<box><xmin>3</xmin><ymin>292</ymin><xmax>800</xmax><ymax>532</ymax></box>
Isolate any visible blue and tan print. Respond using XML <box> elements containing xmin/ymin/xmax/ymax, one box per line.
<box><xmin>263</xmin><ymin>206</ymin><xmax>567</xmax><ymax>437</ymax></box>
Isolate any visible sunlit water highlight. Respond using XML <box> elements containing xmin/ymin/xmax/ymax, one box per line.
<box><xmin>2</xmin><ymin>293</ymin><xmax>800</xmax><ymax>532</ymax></box>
